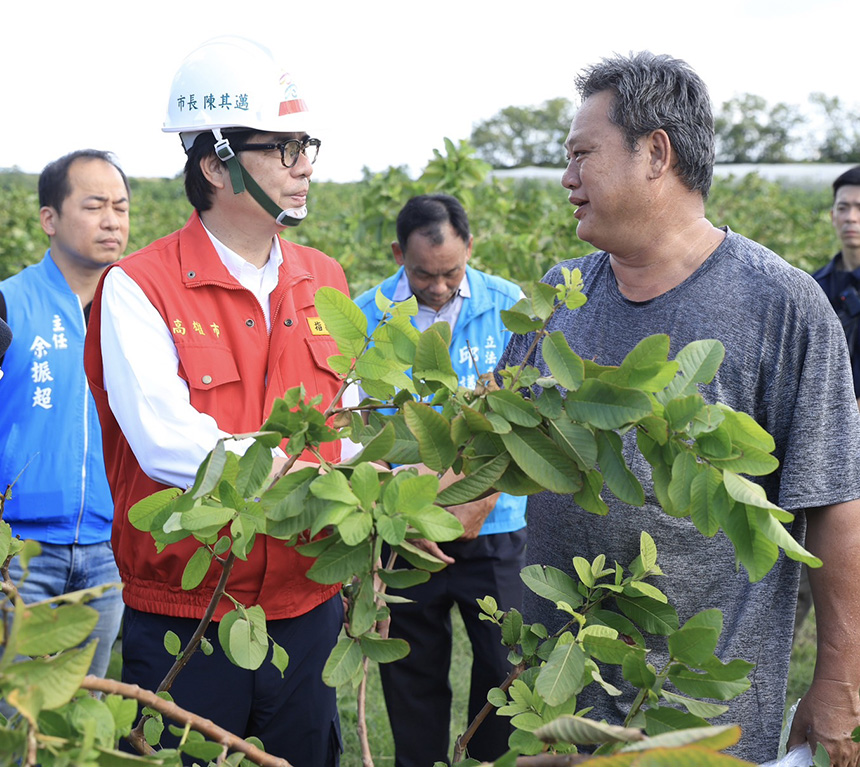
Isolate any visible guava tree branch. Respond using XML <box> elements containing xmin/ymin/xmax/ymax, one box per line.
<box><xmin>453</xmin><ymin>661</ymin><xmax>526</xmax><ymax>763</ymax></box>
<box><xmin>127</xmin><ymin>551</ymin><xmax>238</xmax><ymax>749</ymax></box>
<box><xmin>81</xmin><ymin>676</ymin><xmax>292</xmax><ymax>767</ymax></box>
<box><xmin>357</xmin><ymin>656</ymin><xmax>374</xmax><ymax>767</ymax></box>
<box><xmin>158</xmin><ymin>550</ymin><xmax>238</xmax><ymax>693</ymax></box>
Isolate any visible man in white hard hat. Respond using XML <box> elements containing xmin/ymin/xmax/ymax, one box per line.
<box><xmin>85</xmin><ymin>37</ymin><xmax>347</xmax><ymax>765</ymax></box>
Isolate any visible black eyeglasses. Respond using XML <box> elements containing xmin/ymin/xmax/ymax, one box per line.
<box><xmin>232</xmin><ymin>137</ymin><xmax>321</xmax><ymax>168</ymax></box>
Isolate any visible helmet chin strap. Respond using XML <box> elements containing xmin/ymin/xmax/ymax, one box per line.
<box><xmin>212</xmin><ymin>129</ymin><xmax>306</xmax><ymax>227</ymax></box>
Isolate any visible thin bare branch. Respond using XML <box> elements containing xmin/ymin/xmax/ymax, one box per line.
<box><xmin>453</xmin><ymin>661</ymin><xmax>526</xmax><ymax>762</ymax></box>
<box><xmin>128</xmin><ymin>552</ymin><xmax>238</xmax><ymax>746</ymax></box>
<box><xmin>357</xmin><ymin>656</ymin><xmax>374</xmax><ymax>767</ymax></box>
<box><xmin>81</xmin><ymin>676</ymin><xmax>293</xmax><ymax>767</ymax></box>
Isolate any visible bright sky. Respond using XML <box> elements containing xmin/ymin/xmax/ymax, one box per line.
<box><xmin>2</xmin><ymin>0</ymin><xmax>857</xmax><ymax>183</ymax></box>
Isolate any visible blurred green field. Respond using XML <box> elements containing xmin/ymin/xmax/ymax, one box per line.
<box><xmin>0</xmin><ymin>162</ymin><xmax>839</xmax><ymax>294</ymax></box>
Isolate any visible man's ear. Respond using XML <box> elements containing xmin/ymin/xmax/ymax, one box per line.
<box><xmin>647</xmin><ymin>129</ymin><xmax>673</xmax><ymax>179</ymax></box>
<box><xmin>40</xmin><ymin>206</ymin><xmax>58</xmax><ymax>237</ymax></box>
<box><xmin>465</xmin><ymin>234</ymin><xmax>473</xmax><ymax>263</ymax></box>
<box><xmin>200</xmin><ymin>153</ymin><xmax>227</xmax><ymax>190</ymax></box>
<box><xmin>391</xmin><ymin>241</ymin><xmax>405</xmax><ymax>266</ymax></box>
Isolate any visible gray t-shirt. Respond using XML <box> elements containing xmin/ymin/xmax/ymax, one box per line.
<box><xmin>498</xmin><ymin>228</ymin><xmax>860</xmax><ymax>762</ymax></box>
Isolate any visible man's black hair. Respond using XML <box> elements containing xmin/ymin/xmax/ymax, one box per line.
<box><xmin>38</xmin><ymin>149</ymin><xmax>130</xmax><ymax>211</ymax></box>
<box><xmin>395</xmin><ymin>194</ymin><xmax>470</xmax><ymax>250</ymax></box>
<box><xmin>833</xmin><ymin>166</ymin><xmax>860</xmax><ymax>200</ymax></box>
<box><xmin>182</xmin><ymin>130</ymin><xmax>253</xmax><ymax>213</ymax></box>
<box><xmin>0</xmin><ymin>315</ymin><xmax>11</xmax><ymax>361</ymax></box>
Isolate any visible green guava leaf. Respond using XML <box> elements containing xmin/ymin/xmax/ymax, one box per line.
<box><xmin>500</xmin><ymin>427</ymin><xmax>581</xmax><ymax>495</ymax></box>
<box><xmin>541</xmin><ymin>331</ymin><xmax>585</xmax><ymax>392</ymax></box>
<box><xmin>322</xmin><ymin>637</ymin><xmax>363</xmax><ymax>687</ymax></box>
<box><xmin>403</xmin><ymin>401</ymin><xmax>457</xmax><ymax>472</ymax></box>
<box><xmin>535</xmin><ymin>640</ymin><xmax>587</xmax><ymax>706</ymax></box>
<box><xmin>566</xmin><ymin>379</ymin><xmax>652</xmax><ymax>431</ymax></box>
<box><xmin>315</xmin><ymin>286</ymin><xmax>367</xmax><ymax>358</ymax></box>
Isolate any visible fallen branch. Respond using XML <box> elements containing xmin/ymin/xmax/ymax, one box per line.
<box><xmin>515</xmin><ymin>755</ymin><xmax>593</xmax><ymax>766</ymax></box>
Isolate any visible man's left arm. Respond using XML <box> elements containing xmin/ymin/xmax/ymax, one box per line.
<box><xmin>789</xmin><ymin>500</ymin><xmax>860</xmax><ymax>767</ymax></box>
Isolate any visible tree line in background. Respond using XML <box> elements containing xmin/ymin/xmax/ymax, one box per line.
<box><xmin>0</xmin><ymin>135</ymin><xmax>841</xmax><ymax>296</ymax></box>
<box><xmin>470</xmin><ymin>93</ymin><xmax>860</xmax><ymax>167</ymax></box>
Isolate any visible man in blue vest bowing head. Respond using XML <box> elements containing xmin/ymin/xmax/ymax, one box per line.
<box><xmin>354</xmin><ymin>193</ymin><xmax>527</xmax><ymax>767</ymax></box>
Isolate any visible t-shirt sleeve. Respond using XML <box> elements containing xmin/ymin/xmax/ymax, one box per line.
<box><xmin>765</xmin><ymin>286</ymin><xmax>860</xmax><ymax>511</ymax></box>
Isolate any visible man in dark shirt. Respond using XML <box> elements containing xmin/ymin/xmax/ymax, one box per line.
<box><xmin>812</xmin><ymin>165</ymin><xmax>860</xmax><ymax>408</ymax></box>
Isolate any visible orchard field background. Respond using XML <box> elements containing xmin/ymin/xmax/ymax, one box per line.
<box><xmin>0</xmin><ymin>143</ymin><xmax>840</xmax><ymax>293</ymax></box>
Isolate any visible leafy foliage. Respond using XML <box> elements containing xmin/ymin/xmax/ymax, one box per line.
<box><xmin>0</xmin><ymin>138</ymin><xmax>839</xmax><ymax>290</ymax></box>
<box><xmin>480</xmin><ymin>534</ymin><xmax>755</xmax><ymax>760</ymax></box>
<box><xmin>714</xmin><ymin>94</ymin><xmax>805</xmax><ymax>163</ymax></box>
<box><xmin>715</xmin><ymin>92</ymin><xmax>860</xmax><ymax>163</ymax></box>
<box><xmin>0</xmin><ymin>133</ymin><xmax>841</xmax><ymax>765</ymax></box>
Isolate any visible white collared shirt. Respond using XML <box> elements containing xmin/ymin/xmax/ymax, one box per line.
<box><xmin>100</xmin><ymin>228</ymin><xmax>286</xmax><ymax>489</ymax></box>
<box><xmin>392</xmin><ymin>270</ymin><xmax>470</xmax><ymax>333</ymax></box>
<box><xmin>211</xmin><ymin>229</ymin><xmax>282</xmax><ymax>330</ymax></box>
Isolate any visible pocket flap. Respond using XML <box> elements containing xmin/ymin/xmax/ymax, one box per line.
<box><xmin>180</xmin><ymin>344</ymin><xmax>241</xmax><ymax>390</ymax></box>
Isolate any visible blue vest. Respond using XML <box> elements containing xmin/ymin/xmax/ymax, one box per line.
<box><xmin>355</xmin><ymin>265</ymin><xmax>526</xmax><ymax>535</ymax></box>
<box><xmin>0</xmin><ymin>252</ymin><xmax>113</xmax><ymax>544</ymax></box>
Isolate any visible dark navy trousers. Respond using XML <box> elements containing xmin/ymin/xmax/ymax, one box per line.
<box><xmin>121</xmin><ymin>595</ymin><xmax>343</xmax><ymax>766</ymax></box>
<box><xmin>379</xmin><ymin>529</ymin><xmax>526</xmax><ymax>767</ymax></box>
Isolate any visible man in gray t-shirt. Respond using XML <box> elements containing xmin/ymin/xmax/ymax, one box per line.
<box><xmin>498</xmin><ymin>52</ymin><xmax>860</xmax><ymax>766</ymax></box>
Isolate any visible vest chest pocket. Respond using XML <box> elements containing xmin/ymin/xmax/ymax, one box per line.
<box><xmin>304</xmin><ymin>336</ymin><xmax>341</xmax><ymax>378</ymax></box>
<box><xmin>179</xmin><ymin>344</ymin><xmax>242</xmax><ymax>391</ymax></box>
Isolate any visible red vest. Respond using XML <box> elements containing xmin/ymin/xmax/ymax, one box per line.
<box><xmin>85</xmin><ymin>213</ymin><xmax>345</xmax><ymax>620</ymax></box>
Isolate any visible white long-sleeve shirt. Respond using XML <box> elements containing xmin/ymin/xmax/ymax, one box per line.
<box><xmin>100</xmin><ymin>226</ymin><xmax>358</xmax><ymax>488</ymax></box>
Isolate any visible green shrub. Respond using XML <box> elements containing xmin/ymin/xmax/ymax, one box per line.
<box><xmin>0</xmin><ymin>166</ymin><xmax>839</xmax><ymax>291</ymax></box>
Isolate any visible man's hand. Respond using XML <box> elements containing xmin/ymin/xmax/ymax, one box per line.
<box><xmin>409</xmin><ymin>538</ymin><xmax>455</xmax><ymax>565</ymax></box>
<box><xmin>787</xmin><ymin>500</ymin><xmax>860</xmax><ymax>766</ymax></box>
<box><xmin>789</xmin><ymin>679</ymin><xmax>860</xmax><ymax>766</ymax></box>
<box><xmin>408</xmin><ymin>491</ymin><xmax>501</xmax><ymax>564</ymax></box>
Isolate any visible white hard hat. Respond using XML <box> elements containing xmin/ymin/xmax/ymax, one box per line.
<box><xmin>163</xmin><ymin>36</ymin><xmax>313</xmax><ymax>150</ymax></box>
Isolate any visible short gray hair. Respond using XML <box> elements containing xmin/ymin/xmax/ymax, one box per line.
<box><xmin>575</xmin><ymin>51</ymin><xmax>715</xmax><ymax>198</ymax></box>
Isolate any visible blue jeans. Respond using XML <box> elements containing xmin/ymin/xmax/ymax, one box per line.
<box><xmin>6</xmin><ymin>541</ymin><xmax>123</xmax><ymax>678</ymax></box>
